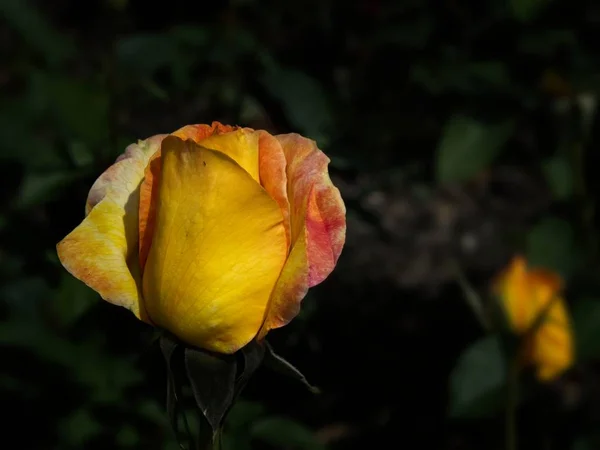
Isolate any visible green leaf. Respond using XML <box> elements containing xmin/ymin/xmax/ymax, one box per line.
<box><xmin>435</xmin><ymin>115</ymin><xmax>514</xmax><ymax>184</ymax></box>
<box><xmin>525</xmin><ymin>217</ymin><xmax>575</xmax><ymax>279</ymax></box>
<box><xmin>225</xmin><ymin>401</ymin><xmax>266</xmax><ymax>433</ymax></box>
<box><xmin>510</xmin><ymin>0</ymin><xmax>551</xmax><ymax>22</ymax></box>
<box><xmin>264</xmin><ymin>342</ymin><xmax>319</xmax><ymax>393</ymax></box>
<box><xmin>251</xmin><ymin>417</ymin><xmax>326</xmax><ymax>450</ymax></box>
<box><xmin>261</xmin><ymin>67</ymin><xmax>334</xmax><ymax>147</ymax></box>
<box><xmin>0</xmin><ymin>0</ymin><xmax>75</xmax><ymax>65</ymax></box>
<box><xmin>448</xmin><ymin>335</ymin><xmax>507</xmax><ymax>418</ymax></box>
<box><xmin>59</xmin><ymin>409</ymin><xmax>101</xmax><ymax>446</ymax></box>
<box><xmin>542</xmin><ymin>155</ymin><xmax>573</xmax><ymax>200</ymax></box>
<box><xmin>53</xmin><ymin>273</ymin><xmax>98</xmax><ymax>328</ymax></box>
<box><xmin>16</xmin><ymin>171</ymin><xmax>81</xmax><ymax>208</ymax></box>
<box><xmin>572</xmin><ymin>299</ymin><xmax>600</xmax><ymax>361</ymax></box>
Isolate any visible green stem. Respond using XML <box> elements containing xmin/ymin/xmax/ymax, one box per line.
<box><xmin>454</xmin><ymin>263</ymin><xmax>491</xmax><ymax>331</ymax></box>
<box><xmin>506</xmin><ymin>358</ymin><xmax>519</xmax><ymax>450</ymax></box>
<box><xmin>212</xmin><ymin>428</ymin><xmax>223</xmax><ymax>450</ymax></box>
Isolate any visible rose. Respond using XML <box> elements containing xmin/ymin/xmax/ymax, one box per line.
<box><xmin>57</xmin><ymin>122</ymin><xmax>346</xmax><ymax>354</ymax></box>
<box><xmin>493</xmin><ymin>256</ymin><xmax>573</xmax><ymax>380</ymax></box>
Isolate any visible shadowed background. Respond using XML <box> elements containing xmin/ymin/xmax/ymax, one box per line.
<box><xmin>2</xmin><ymin>0</ymin><xmax>600</xmax><ymax>449</ymax></box>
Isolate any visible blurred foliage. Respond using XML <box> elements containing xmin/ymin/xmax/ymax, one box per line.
<box><xmin>2</xmin><ymin>0</ymin><xmax>600</xmax><ymax>449</ymax></box>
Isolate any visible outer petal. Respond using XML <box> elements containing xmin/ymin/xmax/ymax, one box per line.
<box><xmin>258</xmin><ymin>134</ymin><xmax>346</xmax><ymax>338</ymax></box>
<box><xmin>528</xmin><ymin>271</ymin><xmax>573</xmax><ymax>381</ymax></box>
<box><xmin>257</xmin><ymin>131</ymin><xmax>291</xmax><ymax>246</ymax></box>
<box><xmin>57</xmin><ymin>136</ymin><xmax>163</xmax><ymax>320</ymax></box>
<box><xmin>142</xmin><ymin>136</ymin><xmax>287</xmax><ymax>354</ymax></box>
<box><xmin>531</xmin><ymin>295</ymin><xmax>573</xmax><ymax>380</ymax></box>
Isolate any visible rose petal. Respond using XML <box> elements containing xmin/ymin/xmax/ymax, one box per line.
<box><xmin>139</xmin><ymin>122</ymin><xmax>237</xmax><ymax>271</ymax></box>
<box><xmin>57</xmin><ymin>136</ymin><xmax>163</xmax><ymax>320</ymax></box>
<box><xmin>257</xmin><ymin>131</ymin><xmax>291</xmax><ymax>247</ymax></box>
<box><xmin>531</xmin><ymin>295</ymin><xmax>573</xmax><ymax>380</ymax></box>
<box><xmin>142</xmin><ymin>136</ymin><xmax>287</xmax><ymax>354</ymax></box>
<box><xmin>258</xmin><ymin>134</ymin><xmax>346</xmax><ymax>337</ymax></box>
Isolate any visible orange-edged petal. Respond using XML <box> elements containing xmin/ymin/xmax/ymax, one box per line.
<box><xmin>172</xmin><ymin>122</ymin><xmax>237</xmax><ymax>143</ymax></box>
<box><xmin>142</xmin><ymin>136</ymin><xmax>287</xmax><ymax>354</ymax></box>
<box><xmin>258</xmin><ymin>134</ymin><xmax>346</xmax><ymax>338</ymax></box>
<box><xmin>57</xmin><ymin>135</ymin><xmax>164</xmax><ymax>320</ymax></box>
<box><xmin>257</xmin><ymin>131</ymin><xmax>291</xmax><ymax>246</ymax></box>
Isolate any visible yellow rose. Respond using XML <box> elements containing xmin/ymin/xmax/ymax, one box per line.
<box><xmin>493</xmin><ymin>256</ymin><xmax>573</xmax><ymax>381</ymax></box>
<box><xmin>57</xmin><ymin>122</ymin><xmax>346</xmax><ymax>354</ymax></box>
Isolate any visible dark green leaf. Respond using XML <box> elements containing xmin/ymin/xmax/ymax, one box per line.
<box><xmin>448</xmin><ymin>335</ymin><xmax>507</xmax><ymax>418</ymax></box>
<box><xmin>542</xmin><ymin>155</ymin><xmax>573</xmax><ymax>200</ymax></box>
<box><xmin>526</xmin><ymin>217</ymin><xmax>576</xmax><ymax>279</ymax></box>
<box><xmin>0</xmin><ymin>0</ymin><xmax>75</xmax><ymax>64</ymax></box>
<box><xmin>184</xmin><ymin>347</ymin><xmax>237</xmax><ymax>431</ymax></box>
<box><xmin>436</xmin><ymin>115</ymin><xmax>514</xmax><ymax>183</ymax></box>
<box><xmin>261</xmin><ymin>67</ymin><xmax>334</xmax><ymax>147</ymax></box>
<box><xmin>251</xmin><ymin>417</ymin><xmax>326</xmax><ymax>450</ymax></box>
<box><xmin>510</xmin><ymin>0</ymin><xmax>551</xmax><ymax>22</ymax></box>
<box><xmin>572</xmin><ymin>299</ymin><xmax>600</xmax><ymax>361</ymax></box>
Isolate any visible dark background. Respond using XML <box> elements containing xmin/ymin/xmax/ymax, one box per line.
<box><xmin>2</xmin><ymin>0</ymin><xmax>600</xmax><ymax>449</ymax></box>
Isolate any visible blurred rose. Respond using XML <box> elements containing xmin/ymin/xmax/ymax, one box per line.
<box><xmin>57</xmin><ymin>122</ymin><xmax>346</xmax><ymax>353</ymax></box>
<box><xmin>493</xmin><ymin>256</ymin><xmax>573</xmax><ymax>381</ymax></box>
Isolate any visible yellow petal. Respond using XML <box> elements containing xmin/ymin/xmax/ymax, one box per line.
<box><xmin>142</xmin><ymin>136</ymin><xmax>287</xmax><ymax>354</ymax></box>
<box><xmin>494</xmin><ymin>256</ymin><xmax>538</xmax><ymax>332</ymax></box>
<box><xmin>199</xmin><ymin>128</ymin><xmax>261</xmax><ymax>182</ymax></box>
<box><xmin>531</xmin><ymin>295</ymin><xmax>573</xmax><ymax>381</ymax></box>
<box><xmin>57</xmin><ymin>135</ymin><xmax>164</xmax><ymax>320</ymax></box>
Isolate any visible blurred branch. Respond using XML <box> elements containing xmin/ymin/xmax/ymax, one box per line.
<box><xmin>454</xmin><ymin>262</ymin><xmax>491</xmax><ymax>332</ymax></box>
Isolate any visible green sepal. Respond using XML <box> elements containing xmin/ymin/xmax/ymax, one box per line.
<box><xmin>264</xmin><ymin>342</ymin><xmax>320</xmax><ymax>394</ymax></box>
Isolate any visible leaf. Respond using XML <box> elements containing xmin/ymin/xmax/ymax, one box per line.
<box><xmin>261</xmin><ymin>67</ymin><xmax>334</xmax><ymax>147</ymax></box>
<box><xmin>572</xmin><ymin>299</ymin><xmax>600</xmax><ymax>361</ymax></box>
<box><xmin>251</xmin><ymin>417</ymin><xmax>326</xmax><ymax>450</ymax></box>
<box><xmin>222</xmin><ymin>401</ymin><xmax>266</xmax><ymax>450</ymax></box>
<box><xmin>53</xmin><ymin>273</ymin><xmax>98</xmax><ymax>328</ymax></box>
<box><xmin>0</xmin><ymin>0</ymin><xmax>75</xmax><ymax>65</ymax></box>
<box><xmin>225</xmin><ymin>401</ymin><xmax>266</xmax><ymax>433</ymax></box>
<box><xmin>436</xmin><ymin>115</ymin><xmax>515</xmax><ymax>184</ymax></box>
<box><xmin>448</xmin><ymin>335</ymin><xmax>507</xmax><ymax>418</ymax></box>
<box><xmin>59</xmin><ymin>409</ymin><xmax>101</xmax><ymax>446</ymax></box>
<box><xmin>184</xmin><ymin>347</ymin><xmax>237</xmax><ymax>432</ymax></box>
<box><xmin>264</xmin><ymin>342</ymin><xmax>320</xmax><ymax>393</ymax></box>
<box><xmin>510</xmin><ymin>0</ymin><xmax>550</xmax><ymax>22</ymax></box>
<box><xmin>542</xmin><ymin>155</ymin><xmax>573</xmax><ymax>200</ymax></box>
<box><xmin>16</xmin><ymin>171</ymin><xmax>81</xmax><ymax>208</ymax></box>
<box><xmin>572</xmin><ymin>435</ymin><xmax>600</xmax><ymax>450</ymax></box>
<box><xmin>525</xmin><ymin>217</ymin><xmax>576</xmax><ymax>279</ymax></box>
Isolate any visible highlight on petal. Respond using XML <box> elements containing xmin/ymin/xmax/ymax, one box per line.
<box><xmin>258</xmin><ymin>134</ymin><xmax>346</xmax><ymax>338</ymax></box>
<box><xmin>199</xmin><ymin>128</ymin><xmax>260</xmax><ymax>182</ymax></box>
<box><xmin>140</xmin><ymin>122</ymin><xmax>238</xmax><ymax>271</ymax></box>
<box><xmin>142</xmin><ymin>136</ymin><xmax>288</xmax><ymax>354</ymax></box>
<box><xmin>57</xmin><ymin>135</ymin><xmax>164</xmax><ymax>320</ymax></box>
